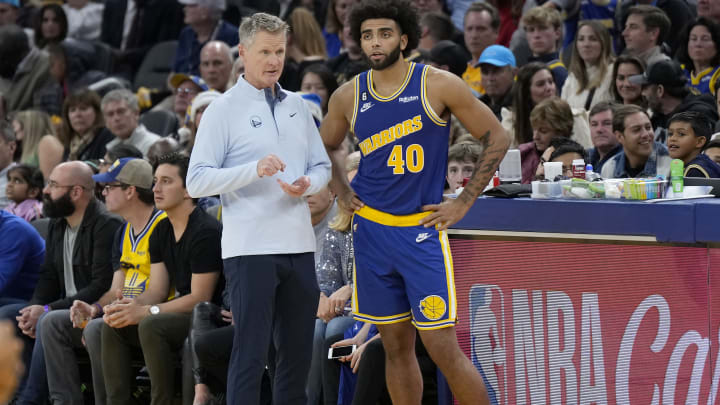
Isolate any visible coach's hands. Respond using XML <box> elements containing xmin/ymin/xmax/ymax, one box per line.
<box><xmin>257</xmin><ymin>154</ymin><xmax>286</xmax><ymax>177</ymax></box>
<box><xmin>420</xmin><ymin>198</ymin><xmax>472</xmax><ymax>231</ymax></box>
<box><xmin>278</xmin><ymin>175</ymin><xmax>310</xmax><ymax>197</ymax></box>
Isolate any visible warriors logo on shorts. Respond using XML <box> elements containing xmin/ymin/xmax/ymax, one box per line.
<box><xmin>419</xmin><ymin>295</ymin><xmax>447</xmax><ymax>321</ymax></box>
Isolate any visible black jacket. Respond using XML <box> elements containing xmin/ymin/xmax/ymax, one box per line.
<box><xmin>30</xmin><ymin>199</ymin><xmax>122</xmax><ymax>309</ymax></box>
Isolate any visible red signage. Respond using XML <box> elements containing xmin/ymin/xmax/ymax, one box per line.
<box><xmin>450</xmin><ymin>238</ymin><xmax>717</xmax><ymax>404</ymax></box>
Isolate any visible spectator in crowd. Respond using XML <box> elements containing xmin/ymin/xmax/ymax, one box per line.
<box><xmin>632</xmin><ymin>59</ymin><xmax>719</xmax><ymax>142</ymax></box>
<box><xmin>199</xmin><ymin>41</ymin><xmax>234</xmax><ymax>92</ymax></box>
<box><xmin>418</xmin><ymin>11</ymin><xmax>455</xmax><ymax>51</ymax></box>
<box><xmin>426</xmin><ymin>41</ymin><xmax>466</xmax><ymax>81</ymax></box>
<box><xmin>610</xmin><ymin>55</ymin><xmax>647</xmax><ymax>107</ymax></box>
<box><xmin>0</xmin><ymin>209</ymin><xmax>43</xmax><ymax>304</ymax></box>
<box><xmin>547</xmin><ymin>139</ymin><xmax>588</xmax><ymax>177</ymax></box>
<box><xmin>187</xmin><ymin>12</ymin><xmax>331</xmax><ymax>404</ymax></box>
<box><xmin>102</xmin><ymin>153</ymin><xmax>222</xmax><ymax>405</ymax></box>
<box><xmin>704</xmin><ymin>139</ymin><xmax>720</xmax><ymax>163</ymax></box>
<box><xmin>62</xmin><ymin>0</ymin><xmax>104</xmax><ymax>41</ymax></box>
<box><xmin>282</xmin><ymin>7</ymin><xmax>328</xmax><ymax>91</ymax></box>
<box><xmin>562</xmin><ymin>20</ymin><xmax>615</xmax><ymax>111</ymax></box>
<box><xmin>60</xmin><ymin>89</ymin><xmax>114</xmax><ymax>161</ymax></box>
<box><xmin>158</xmin><ymin>73</ymin><xmax>209</xmax><ymax>126</ymax></box>
<box><xmin>618</xmin><ymin>1</ymin><xmax>693</xmax><ymax>55</ymax></box>
<box><xmin>184</xmin><ymin>90</ymin><xmax>220</xmax><ymax>152</ymax></box>
<box><xmin>621</xmin><ymin>5</ymin><xmax>671</xmax><ymax>66</ymax></box>
<box><xmin>0</xmin><ymin>322</ymin><xmax>23</xmax><ymax>404</ymax></box>
<box><xmin>323</xmin><ymin>0</ymin><xmax>352</xmax><ymax>58</ymax></box>
<box><xmin>326</xmin><ymin>17</ymin><xmax>369</xmax><ymax>86</ymax></box>
<box><xmin>173</xmin><ymin>0</ymin><xmax>238</xmax><ymax>76</ymax></box>
<box><xmin>0</xmin><ymin>161</ymin><xmax>119</xmax><ymax>404</ymax></box>
<box><xmin>677</xmin><ymin>17</ymin><xmax>720</xmax><ymax>95</ymax></box>
<box><xmin>478</xmin><ymin>44</ymin><xmax>516</xmax><ymax>121</ymax></box>
<box><xmin>698</xmin><ymin>0</ymin><xmax>720</xmax><ymax>23</ymax></box>
<box><xmin>446</xmin><ymin>142</ymin><xmax>480</xmax><ymax>193</ymax></box>
<box><xmin>667</xmin><ymin>111</ymin><xmax>720</xmax><ymax>177</ymax></box>
<box><xmin>0</xmin><ymin>121</ymin><xmax>16</xmax><ymax>210</ymax></box>
<box><xmin>33</xmin><ymin>3</ymin><xmax>67</xmax><ymax>49</ymax></box>
<box><xmin>11</xmin><ymin>110</ymin><xmax>64</xmax><ymax>179</ymax></box>
<box><xmin>300</xmin><ymin>64</ymin><xmax>339</xmax><ymax>115</ymax></box>
<box><xmin>230</xmin><ymin>56</ymin><xmax>244</xmax><ymax>86</ymax></box>
<box><xmin>587</xmin><ymin>101</ymin><xmax>622</xmax><ymax>172</ymax></box>
<box><xmin>601</xmin><ymin>104</ymin><xmax>671</xmax><ymax>178</ymax></box>
<box><xmin>522</xmin><ymin>7</ymin><xmax>568</xmax><ymax>90</ymax></box>
<box><xmin>4</xmin><ymin>164</ymin><xmax>43</xmax><ymax>222</ymax></box>
<box><xmin>414</xmin><ymin>0</ymin><xmax>448</xmax><ymax>14</ymax></box>
<box><xmin>520</xmin><ymin>97</ymin><xmax>574</xmax><ymax>183</ymax></box>
<box><xmin>102</xmin><ymin>89</ymin><xmax>161</xmax><ymax>158</ymax></box>
<box><xmin>41</xmin><ymin>157</ymin><xmax>165</xmax><ymax>405</ymax></box>
<box><xmin>0</xmin><ymin>25</ymin><xmax>53</xmax><ymax>113</ymax></box>
<box><xmin>147</xmin><ymin>137</ymin><xmax>181</xmax><ymax>165</ymax></box>
<box><xmin>462</xmin><ymin>2</ymin><xmax>500</xmax><ymax>95</ymax></box>
<box><xmin>98</xmin><ymin>143</ymin><xmax>143</xmax><ymax>173</ymax></box>
<box><xmin>533</xmin><ymin>136</ymin><xmax>575</xmax><ymax>180</ymax></box>
<box><xmin>0</xmin><ymin>0</ymin><xmax>19</xmax><ymax>26</ymax></box>
<box><xmin>100</xmin><ymin>0</ymin><xmax>184</xmax><ymax>79</ymax></box>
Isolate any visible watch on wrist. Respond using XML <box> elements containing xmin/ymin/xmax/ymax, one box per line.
<box><xmin>149</xmin><ymin>305</ymin><xmax>160</xmax><ymax>315</ymax></box>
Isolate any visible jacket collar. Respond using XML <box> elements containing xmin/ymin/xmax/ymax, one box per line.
<box><xmin>611</xmin><ymin>142</ymin><xmax>668</xmax><ymax>178</ymax></box>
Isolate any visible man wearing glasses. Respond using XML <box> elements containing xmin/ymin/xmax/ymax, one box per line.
<box><xmin>102</xmin><ymin>89</ymin><xmax>161</xmax><ymax>158</ymax></box>
<box><xmin>0</xmin><ymin>161</ymin><xmax>121</xmax><ymax>404</ymax></box>
<box><xmin>40</xmin><ymin>157</ymin><xmax>166</xmax><ymax>405</ymax></box>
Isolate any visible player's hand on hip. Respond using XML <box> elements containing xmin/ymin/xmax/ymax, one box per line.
<box><xmin>278</xmin><ymin>175</ymin><xmax>310</xmax><ymax>197</ymax></box>
<box><xmin>420</xmin><ymin>199</ymin><xmax>472</xmax><ymax>231</ymax></box>
<box><xmin>337</xmin><ymin>187</ymin><xmax>364</xmax><ymax>212</ymax></box>
<box><xmin>257</xmin><ymin>154</ymin><xmax>286</xmax><ymax>177</ymax></box>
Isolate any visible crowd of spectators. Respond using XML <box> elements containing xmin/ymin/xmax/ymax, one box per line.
<box><xmin>2</xmin><ymin>0</ymin><xmax>720</xmax><ymax>404</ymax></box>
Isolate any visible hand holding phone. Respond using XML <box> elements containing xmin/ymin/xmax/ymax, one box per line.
<box><xmin>328</xmin><ymin>344</ymin><xmax>357</xmax><ymax>359</ymax></box>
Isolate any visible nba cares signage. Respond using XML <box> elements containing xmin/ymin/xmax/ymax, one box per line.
<box><xmin>449</xmin><ymin>238</ymin><xmax>720</xmax><ymax>405</ymax></box>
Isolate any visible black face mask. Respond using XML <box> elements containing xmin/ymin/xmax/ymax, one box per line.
<box><xmin>364</xmin><ymin>42</ymin><xmax>403</xmax><ymax>71</ymax></box>
<box><xmin>42</xmin><ymin>190</ymin><xmax>76</xmax><ymax>218</ymax></box>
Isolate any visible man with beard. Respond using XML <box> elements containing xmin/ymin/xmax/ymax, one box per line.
<box><xmin>320</xmin><ymin>1</ymin><xmax>508</xmax><ymax>404</ymax></box>
<box><xmin>0</xmin><ymin>161</ymin><xmax>120</xmax><ymax>404</ymax></box>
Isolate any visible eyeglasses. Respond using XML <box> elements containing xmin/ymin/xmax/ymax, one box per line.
<box><xmin>103</xmin><ymin>183</ymin><xmax>127</xmax><ymax>192</ymax></box>
<box><xmin>176</xmin><ymin>87</ymin><xmax>199</xmax><ymax>95</ymax></box>
<box><xmin>47</xmin><ymin>180</ymin><xmax>85</xmax><ymax>190</ymax></box>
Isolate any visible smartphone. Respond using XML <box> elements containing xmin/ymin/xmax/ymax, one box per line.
<box><xmin>328</xmin><ymin>344</ymin><xmax>357</xmax><ymax>359</ymax></box>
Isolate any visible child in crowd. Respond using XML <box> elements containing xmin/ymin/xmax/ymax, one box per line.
<box><xmin>4</xmin><ymin>164</ymin><xmax>44</xmax><ymax>222</ymax></box>
<box><xmin>445</xmin><ymin>142</ymin><xmax>480</xmax><ymax>194</ymax></box>
<box><xmin>667</xmin><ymin>111</ymin><xmax>720</xmax><ymax>178</ymax></box>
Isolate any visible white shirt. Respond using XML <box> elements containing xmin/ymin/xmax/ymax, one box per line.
<box><xmin>63</xmin><ymin>2</ymin><xmax>104</xmax><ymax>41</ymax></box>
<box><xmin>106</xmin><ymin>124</ymin><xmax>161</xmax><ymax>157</ymax></box>
<box><xmin>121</xmin><ymin>0</ymin><xmax>137</xmax><ymax>50</ymax></box>
<box><xmin>561</xmin><ymin>63</ymin><xmax>614</xmax><ymax>111</ymax></box>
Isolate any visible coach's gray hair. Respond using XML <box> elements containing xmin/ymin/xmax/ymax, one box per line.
<box><xmin>238</xmin><ymin>13</ymin><xmax>289</xmax><ymax>48</ymax></box>
<box><xmin>101</xmin><ymin>89</ymin><xmax>139</xmax><ymax>113</ymax></box>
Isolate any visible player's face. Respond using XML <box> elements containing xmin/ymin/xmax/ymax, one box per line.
<box><xmin>360</xmin><ymin>19</ymin><xmax>408</xmax><ymax>71</ymax></box>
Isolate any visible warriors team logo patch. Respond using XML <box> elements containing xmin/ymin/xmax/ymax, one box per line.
<box><xmin>419</xmin><ymin>295</ymin><xmax>446</xmax><ymax>321</ymax></box>
<box><xmin>250</xmin><ymin>116</ymin><xmax>262</xmax><ymax>128</ymax></box>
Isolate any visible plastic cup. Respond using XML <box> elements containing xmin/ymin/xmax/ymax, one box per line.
<box><xmin>544</xmin><ymin>162</ymin><xmax>563</xmax><ymax>181</ymax></box>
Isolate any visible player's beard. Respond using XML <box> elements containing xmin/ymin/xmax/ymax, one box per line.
<box><xmin>365</xmin><ymin>43</ymin><xmax>403</xmax><ymax>71</ymax></box>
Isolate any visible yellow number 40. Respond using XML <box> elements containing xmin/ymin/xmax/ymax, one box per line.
<box><xmin>387</xmin><ymin>144</ymin><xmax>424</xmax><ymax>174</ymax></box>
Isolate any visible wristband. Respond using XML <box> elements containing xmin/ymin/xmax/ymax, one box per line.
<box><xmin>43</xmin><ymin>305</ymin><xmax>50</xmax><ymax>313</ymax></box>
<box><xmin>93</xmin><ymin>303</ymin><xmax>103</xmax><ymax>316</ymax></box>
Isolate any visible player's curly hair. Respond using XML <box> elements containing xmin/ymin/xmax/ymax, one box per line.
<box><xmin>348</xmin><ymin>0</ymin><xmax>421</xmax><ymax>58</ymax></box>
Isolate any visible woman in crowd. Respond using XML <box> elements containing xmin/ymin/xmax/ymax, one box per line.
<box><xmin>610</xmin><ymin>55</ymin><xmax>647</xmax><ymax>107</ymax></box>
<box><xmin>32</xmin><ymin>3</ymin><xmax>67</xmax><ymax>48</ymax></box>
<box><xmin>59</xmin><ymin>89</ymin><xmax>113</xmax><ymax>161</ymax></box>
<box><xmin>11</xmin><ymin>110</ymin><xmax>64</xmax><ymax>180</ymax></box>
<box><xmin>4</xmin><ymin>164</ymin><xmax>43</xmax><ymax>223</ymax></box>
<box><xmin>185</xmin><ymin>90</ymin><xmax>221</xmax><ymax>153</ymax></box>
<box><xmin>562</xmin><ymin>20</ymin><xmax>615</xmax><ymax>110</ymax></box>
<box><xmin>677</xmin><ymin>17</ymin><xmax>720</xmax><ymax>95</ymax></box>
<box><xmin>300</xmin><ymin>64</ymin><xmax>339</xmax><ymax>115</ymax></box>
<box><xmin>323</xmin><ymin>0</ymin><xmax>353</xmax><ymax>58</ymax></box>
<box><xmin>519</xmin><ymin>98</ymin><xmax>574</xmax><ymax>183</ymax></box>
<box><xmin>281</xmin><ymin>7</ymin><xmax>328</xmax><ymax>91</ymax></box>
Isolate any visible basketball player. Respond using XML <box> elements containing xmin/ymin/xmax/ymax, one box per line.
<box><xmin>320</xmin><ymin>1</ymin><xmax>509</xmax><ymax>403</ymax></box>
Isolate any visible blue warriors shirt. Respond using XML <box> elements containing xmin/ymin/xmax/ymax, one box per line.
<box><xmin>682</xmin><ymin>65</ymin><xmax>720</xmax><ymax>95</ymax></box>
<box><xmin>350</xmin><ymin>63</ymin><xmax>450</xmax><ymax>215</ymax></box>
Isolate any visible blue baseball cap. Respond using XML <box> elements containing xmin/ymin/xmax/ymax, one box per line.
<box><xmin>476</xmin><ymin>45</ymin><xmax>516</xmax><ymax>68</ymax></box>
<box><xmin>93</xmin><ymin>158</ymin><xmax>153</xmax><ymax>189</ymax></box>
<box><xmin>0</xmin><ymin>0</ymin><xmax>20</xmax><ymax>7</ymax></box>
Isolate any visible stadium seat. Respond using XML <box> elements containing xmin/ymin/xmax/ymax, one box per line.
<box><xmin>140</xmin><ymin>109</ymin><xmax>179</xmax><ymax>137</ymax></box>
<box><xmin>133</xmin><ymin>41</ymin><xmax>179</xmax><ymax>91</ymax></box>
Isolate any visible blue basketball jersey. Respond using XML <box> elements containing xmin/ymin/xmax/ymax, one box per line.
<box><xmin>683</xmin><ymin>65</ymin><xmax>720</xmax><ymax>95</ymax></box>
<box><xmin>350</xmin><ymin>63</ymin><xmax>450</xmax><ymax>215</ymax></box>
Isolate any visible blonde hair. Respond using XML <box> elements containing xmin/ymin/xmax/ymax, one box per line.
<box><xmin>522</xmin><ymin>6</ymin><xmax>563</xmax><ymax>30</ymax></box>
<box><xmin>568</xmin><ymin>20</ymin><xmax>614</xmax><ymax>94</ymax></box>
<box><xmin>329</xmin><ymin>152</ymin><xmax>361</xmax><ymax>232</ymax></box>
<box><xmin>288</xmin><ymin>7</ymin><xmax>327</xmax><ymax>58</ymax></box>
<box><xmin>13</xmin><ymin>110</ymin><xmax>56</xmax><ymax>164</ymax></box>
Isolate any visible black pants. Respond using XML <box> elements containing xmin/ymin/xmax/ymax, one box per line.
<box><xmin>224</xmin><ymin>253</ymin><xmax>318</xmax><ymax>405</ymax></box>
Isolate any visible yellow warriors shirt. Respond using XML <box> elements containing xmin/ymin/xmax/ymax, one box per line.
<box><xmin>462</xmin><ymin>63</ymin><xmax>485</xmax><ymax>95</ymax></box>
<box><xmin>119</xmin><ymin>210</ymin><xmax>167</xmax><ymax>298</ymax></box>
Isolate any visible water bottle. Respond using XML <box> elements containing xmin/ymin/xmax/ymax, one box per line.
<box><xmin>670</xmin><ymin>159</ymin><xmax>684</xmax><ymax>194</ymax></box>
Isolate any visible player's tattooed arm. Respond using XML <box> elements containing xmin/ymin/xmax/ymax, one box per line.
<box><xmin>457</xmin><ymin>128</ymin><xmax>507</xmax><ymax>205</ymax></box>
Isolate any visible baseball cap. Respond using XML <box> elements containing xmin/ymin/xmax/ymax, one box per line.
<box><xmin>476</xmin><ymin>45</ymin><xmax>516</xmax><ymax>68</ymax></box>
<box><xmin>168</xmin><ymin>73</ymin><xmax>209</xmax><ymax>92</ymax></box>
<box><xmin>628</xmin><ymin>60</ymin><xmax>686</xmax><ymax>87</ymax></box>
<box><xmin>177</xmin><ymin>0</ymin><xmax>226</xmax><ymax>11</ymax></box>
<box><xmin>93</xmin><ymin>158</ymin><xmax>153</xmax><ymax>189</ymax></box>
<box><xmin>429</xmin><ymin>40</ymin><xmax>469</xmax><ymax>78</ymax></box>
<box><xmin>0</xmin><ymin>0</ymin><xmax>20</xmax><ymax>8</ymax></box>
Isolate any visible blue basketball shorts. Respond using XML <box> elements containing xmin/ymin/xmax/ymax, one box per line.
<box><xmin>351</xmin><ymin>205</ymin><xmax>457</xmax><ymax>330</ymax></box>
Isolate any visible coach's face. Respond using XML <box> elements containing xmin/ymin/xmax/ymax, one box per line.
<box><xmin>360</xmin><ymin>18</ymin><xmax>407</xmax><ymax>70</ymax></box>
<box><xmin>239</xmin><ymin>30</ymin><xmax>286</xmax><ymax>90</ymax></box>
